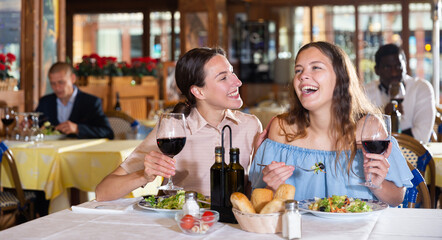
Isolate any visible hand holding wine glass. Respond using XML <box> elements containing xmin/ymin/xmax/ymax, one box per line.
<box><xmin>156</xmin><ymin>113</ymin><xmax>187</xmax><ymax>191</ymax></box>
<box><xmin>361</xmin><ymin>113</ymin><xmax>391</xmax><ymax>188</ymax></box>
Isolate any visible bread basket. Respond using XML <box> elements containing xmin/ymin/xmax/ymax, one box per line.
<box><xmin>232</xmin><ymin>208</ymin><xmax>282</xmax><ymax>233</ymax></box>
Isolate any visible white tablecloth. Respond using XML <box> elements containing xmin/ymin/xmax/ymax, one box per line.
<box><xmin>1</xmin><ymin>198</ymin><xmax>441</xmax><ymax>239</ymax></box>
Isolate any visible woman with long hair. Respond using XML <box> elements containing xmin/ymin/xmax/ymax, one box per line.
<box><xmin>249</xmin><ymin>42</ymin><xmax>412</xmax><ymax>206</ymax></box>
<box><xmin>96</xmin><ymin>47</ymin><xmax>262</xmax><ymax>201</ymax></box>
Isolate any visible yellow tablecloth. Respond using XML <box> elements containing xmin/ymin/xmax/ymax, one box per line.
<box><xmin>1</xmin><ymin>139</ymin><xmax>142</xmax><ymax>213</ymax></box>
<box><xmin>426</xmin><ymin>142</ymin><xmax>442</xmax><ymax>187</ymax></box>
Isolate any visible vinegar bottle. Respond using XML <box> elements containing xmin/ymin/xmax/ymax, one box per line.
<box><xmin>114</xmin><ymin>92</ymin><xmax>122</xmax><ymax>111</ymax></box>
<box><xmin>226</xmin><ymin>148</ymin><xmax>244</xmax><ymax>196</ymax></box>
<box><xmin>210</xmin><ymin>146</ymin><xmax>225</xmax><ymax>213</ymax></box>
<box><xmin>390</xmin><ymin>100</ymin><xmax>401</xmax><ymax>133</ymax></box>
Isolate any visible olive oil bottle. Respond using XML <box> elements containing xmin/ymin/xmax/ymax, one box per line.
<box><xmin>210</xmin><ymin>147</ymin><xmax>225</xmax><ymax>213</ymax></box>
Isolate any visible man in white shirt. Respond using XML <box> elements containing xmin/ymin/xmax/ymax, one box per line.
<box><xmin>365</xmin><ymin>44</ymin><xmax>436</xmax><ymax>143</ymax></box>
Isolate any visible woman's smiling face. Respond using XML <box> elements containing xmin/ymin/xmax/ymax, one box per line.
<box><xmin>293</xmin><ymin>47</ymin><xmax>336</xmax><ymax>112</ymax></box>
<box><xmin>200</xmin><ymin>54</ymin><xmax>243</xmax><ymax>110</ymax></box>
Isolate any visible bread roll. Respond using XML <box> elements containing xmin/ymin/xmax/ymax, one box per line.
<box><xmin>260</xmin><ymin>199</ymin><xmax>285</xmax><ymax>214</ymax></box>
<box><xmin>251</xmin><ymin>188</ymin><xmax>273</xmax><ymax>213</ymax></box>
<box><xmin>274</xmin><ymin>184</ymin><xmax>295</xmax><ymax>200</ymax></box>
<box><xmin>230</xmin><ymin>192</ymin><xmax>256</xmax><ymax>214</ymax></box>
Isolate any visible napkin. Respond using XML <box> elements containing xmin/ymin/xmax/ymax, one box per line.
<box><xmin>71</xmin><ymin>197</ymin><xmax>142</xmax><ymax>214</ymax></box>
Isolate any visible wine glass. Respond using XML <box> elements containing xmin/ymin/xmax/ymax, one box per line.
<box><xmin>29</xmin><ymin>112</ymin><xmax>44</xmax><ymax>142</ymax></box>
<box><xmin>388</xmin><ymin>81</ymin><xmax>406</xmax><ymax>104</ymax></box>
<box><xmin>0</xmin><ymin>107</ymin><xmax>15</xmax><ymax>139</ymax></box>
<box><xmin>156</xmin><ymin>112</ymin><xmax>187</xmax><ymax>191</ymax></box>
<box><xmin>361</xmin><ymin>113</ymin><xmax>391</xmax><ymax>188</ymax></box>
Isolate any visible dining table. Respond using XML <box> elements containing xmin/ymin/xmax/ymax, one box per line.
<box><xmin>0</xmin><ymin>139</ymin><xmax>144</xmax><ymax>213</ymax></box>
<box><xmin>0</xmin><ymin>197</ymin><xmax>441</xmax><ymax>239</ymax></box>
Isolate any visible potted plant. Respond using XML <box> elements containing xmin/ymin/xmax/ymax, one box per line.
<box><xmin>0</xmin><ymin>53</ymin><xmax>18</xmax><ymax>91</ymax></box>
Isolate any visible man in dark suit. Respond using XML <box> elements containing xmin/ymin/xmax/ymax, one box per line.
<box><xmin>36</xmin><ymin>62</ymin><xmax>114</xmax><ymax>139</ymax></box>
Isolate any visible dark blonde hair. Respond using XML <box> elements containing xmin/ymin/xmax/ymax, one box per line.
<box><xmin>280</xmin><ymin>41</ymin><xmax>379</xmax><ymax>174</ymax></box>
<box><xmin>49</xmin><ymin>62</ymin><xmax>74</xmax><ymax>75</ymax></box>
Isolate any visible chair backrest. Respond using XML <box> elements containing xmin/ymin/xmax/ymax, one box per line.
<box><xmin>0</xmin><ymin>142</ymin><xmax>26</xmax><ymax>208</ymax></box>
<box><xmin>105</xmin><ymin>110</ymin><xmax>136</xmax><ymax>139</ymax></box>
<box><xmin>433</xmin><ymin>111</ymin><xmax>442</xmax><ymax>142</ymax></box>
<box><xmin>393</xmin><ymin>133</ymin><xmax>436</xmax><ymax>208</ymax></box>
<box><xmin>403</xmin><ymin>161</ymin><xmax>431</xmax><ymax>208</ymax></box>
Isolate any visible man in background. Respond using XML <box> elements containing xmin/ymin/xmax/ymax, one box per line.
<box><xmin>34</xmin><ymin>62</ymin><xmax>113</xmax><ymax>216</ymax></box>
<box><xmin>365</xmin><ymin>43</ymin><xmax>435</xmax><ymax>143</ymax></box>
<box><xmin>36</xmin><ymin>62</ymin><xmax>113</xmax><ymax>139</ymax></box>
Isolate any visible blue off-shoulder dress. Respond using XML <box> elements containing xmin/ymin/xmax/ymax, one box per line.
<box><xmin>249</xmin><ymin>137</ymin><xmax>413</xmax><ymax>202</ymax></box>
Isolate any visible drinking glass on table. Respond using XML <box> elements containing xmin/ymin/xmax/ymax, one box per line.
<box><xmin>156</xmin><ymin>112</ymin><xmax>187</xmax><ymax>191</ymax></box>
<box><xmin>361</xmin><ymin>113</ymin><xmax>391</xmax><ymax>188</ymax></box>
<box><xmin>0</xmin><ymin>107</ymin><xmax>15</xmax><ymax>139</ymax></box>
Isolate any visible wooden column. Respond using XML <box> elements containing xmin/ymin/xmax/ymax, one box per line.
<box><xmin>22</xmin><ymin>0</ymin><xmax>41</xmax><ymax>111</ymax></box>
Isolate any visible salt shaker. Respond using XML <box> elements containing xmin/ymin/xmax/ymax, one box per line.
<box><xmin>282</xmin><ymin>200</ymin><xmax>301</xmax><ymax>239</ymax></box>
<box><xmin>183</xmin><ymin>191</ymin><xmax>200</xmax><ymax>216</ymax></box>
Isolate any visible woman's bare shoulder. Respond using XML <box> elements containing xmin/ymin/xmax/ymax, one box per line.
<box><xmin>268</xmin><ymin>116</ymin><xmax>294</xmax><ymax>143</ymax></box>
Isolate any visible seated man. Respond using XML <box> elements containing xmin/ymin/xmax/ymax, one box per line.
<box><xmin>365</xmin><ymin>43</ymin><xmax>435</xmax><ymax>143</ymax></box>
<box><xmin>36</xmin><ymin>62</ymin><xmax>114</xmax><ymax>139</ymax></box>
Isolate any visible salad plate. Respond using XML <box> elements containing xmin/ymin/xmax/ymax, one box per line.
<box><xmin>44</xmin><ymin>134</ymin><xmax>67</xmax><ymax>141</ymax></box>
<box><xmin>137</xmin><ymin>200</ymin><xmax>181</xmax><ymax>213</ymax></box>
<box><xmin>299</xmin><ymin>198</ymin><xmax>388</xmax><ymax>219</ymax></box>
<box><xmin>137</xmin><ymin>192</ymin><xmax>210</xmax><ymax>212</ymax></box>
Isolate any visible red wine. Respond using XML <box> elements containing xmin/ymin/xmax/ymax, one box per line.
<box><xmin>362</xmin><ymin>140</ymin><xmax>390</xmax><ymax>154</ymax></box>
<box><xmin>1</xmin><ymin>118</ymin><xmax>14</xmax><ymax>126</ymax></box>
<box><xmin>157</xmin><ymin>137</ymin><xmax>186</xmax><ymax>156</ymax></box>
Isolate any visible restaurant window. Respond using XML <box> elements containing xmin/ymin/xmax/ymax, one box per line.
<box><xmin>150</xmin><ymin>11</ymin><xmax>180</xmax><ymax>62</ymax></box>
<box><xmin>0</xmin><ymin>0</ymin><xmax>21</xmax><ymax>89</ymax></box>
<box><xmin>358</xmin><ymin>4</ymin><xmax>402</xmax><ymax>84</ymax></box>
<box><xmin>409</xmin><ymin>3</ymin><xmax>434</xmax><ymax>82</ymax></box>
<box><xmin>73</xmin><ymin>13</ymin><xmax>143</xmax><ymax>64</ymax></box>
<box><xmin>312</xmin><ymin>5</ymin><xmax>356</xmax><ymax>64</ymax></box>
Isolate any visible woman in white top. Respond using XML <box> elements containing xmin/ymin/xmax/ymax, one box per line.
<box><xmin>95</xmin><ymin>47</ymin><xmax>262</xmax><ymax>201</ymax></box>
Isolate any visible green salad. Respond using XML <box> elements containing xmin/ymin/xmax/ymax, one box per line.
<box><xmin>308</xmin><ymin>195</ymin><xmax>372</xmax><ymax>213</ymax></box>
<box><xmin>144</xmin><ymin>190</ymin><xmax>210</xmax><ymax>209</ymax></box>
<box><xmin>41</xmin><ymin>121</ymin><xmax>61</xmax><ymax>135</ymax></box>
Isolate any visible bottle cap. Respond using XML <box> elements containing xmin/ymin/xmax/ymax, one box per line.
<box><xmin>131</xmin><ymin>120</ymin><xmax>139</xmax><ymax>127</ymax></box>
<box><xmin>230</xmin><ymin>147</ymin><xmax>239</xmax><ymax>154</ymax></box>
<box><xmin>215</xmin><ymin>146</ymin><xmax>224</xmax><ymax>154</ymax></box>
<box><xmin>185</xmin><ymin>191</ymin><xmax>197</xmax><ymax>199</ymax></box>
<box><xmin>285</xmin><ymin>199</ymin><xmax>298</xmax><ymax>210</ymax></box>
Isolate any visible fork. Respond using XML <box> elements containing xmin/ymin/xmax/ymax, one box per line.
<box><xmin>257</xmin><ymin>163</ymin><xmax>325</xmax><ymax>173</ymax></box>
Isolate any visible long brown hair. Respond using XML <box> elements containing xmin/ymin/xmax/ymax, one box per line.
<box><xmin>280</xmin><ymin>41</ymin><xmax>379</xmax><ymax>174</ymax></box>
<box><xmin>173</xmin><ymin>47</ymin><xmax>226</xmax><ymax>116</ymax></box>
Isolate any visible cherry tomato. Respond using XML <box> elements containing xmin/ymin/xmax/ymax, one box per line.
<box><xmin>202</xmin><ymin>211</ymin><xmax>215</xmax><ymax>226</ymax></box>
<box><xmin>180</xmin><ymin>214</ymin><xmax>195</xmax><ymax>230</ymax></box>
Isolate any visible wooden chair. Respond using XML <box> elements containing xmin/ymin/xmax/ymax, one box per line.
<box><xmin>403</xmin><ymin>161</ymin><xmax>431</xmax><ymax>208</ymax></box>
<box><xmin>431</xmin><ymin>111</ymin><xmax>442</xmax><ymax>142</ymax></box>
<box><xmin>0</xmin><ymin>141</ymin><xmax>36</xmax><ymax>230</ymax></box>
<box><xmin>105</xmin><ymin>110</ymin><xmax>136</xmax><ymax>139</ymax></box>
<box><xmin>393</xmin><ymin>133</ymin><xmax>436</xmax><ymax>208</ymax></box>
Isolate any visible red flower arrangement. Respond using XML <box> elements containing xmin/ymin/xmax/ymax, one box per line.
<box><xmin>0</xmin><ymin>53</ymin><xmax>17</xmax><ymax>80</ymax></box>
<box><xmin>131</xmin><ymin>56</ymin><xmax>158</xmax><ymax>77</ymax></box>
<box><xmin>74</xmin><ymin>53</ymin><xmax>121</xmax><ymax>77</ymax></box>
<box><xmin>74</xmin><ymin>53</ymin><xmax>158</xmax><ymax>78</ymax></box>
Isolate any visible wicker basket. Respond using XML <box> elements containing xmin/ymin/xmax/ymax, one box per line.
<box><xmin>232</xmin><ymin>208</ymin><xmax>282</xmax><ymax>234</ymax></box>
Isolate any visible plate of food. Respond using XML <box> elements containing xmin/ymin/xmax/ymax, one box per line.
<box><xmin>137</xmin><ymin>190</ymin><xmax>210</xmax><ymax>212</ymax></box>
<box><xmin>299</xmin><ymin>195</ymin><xmax>388</xmax><ymax>219</ymax></box>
